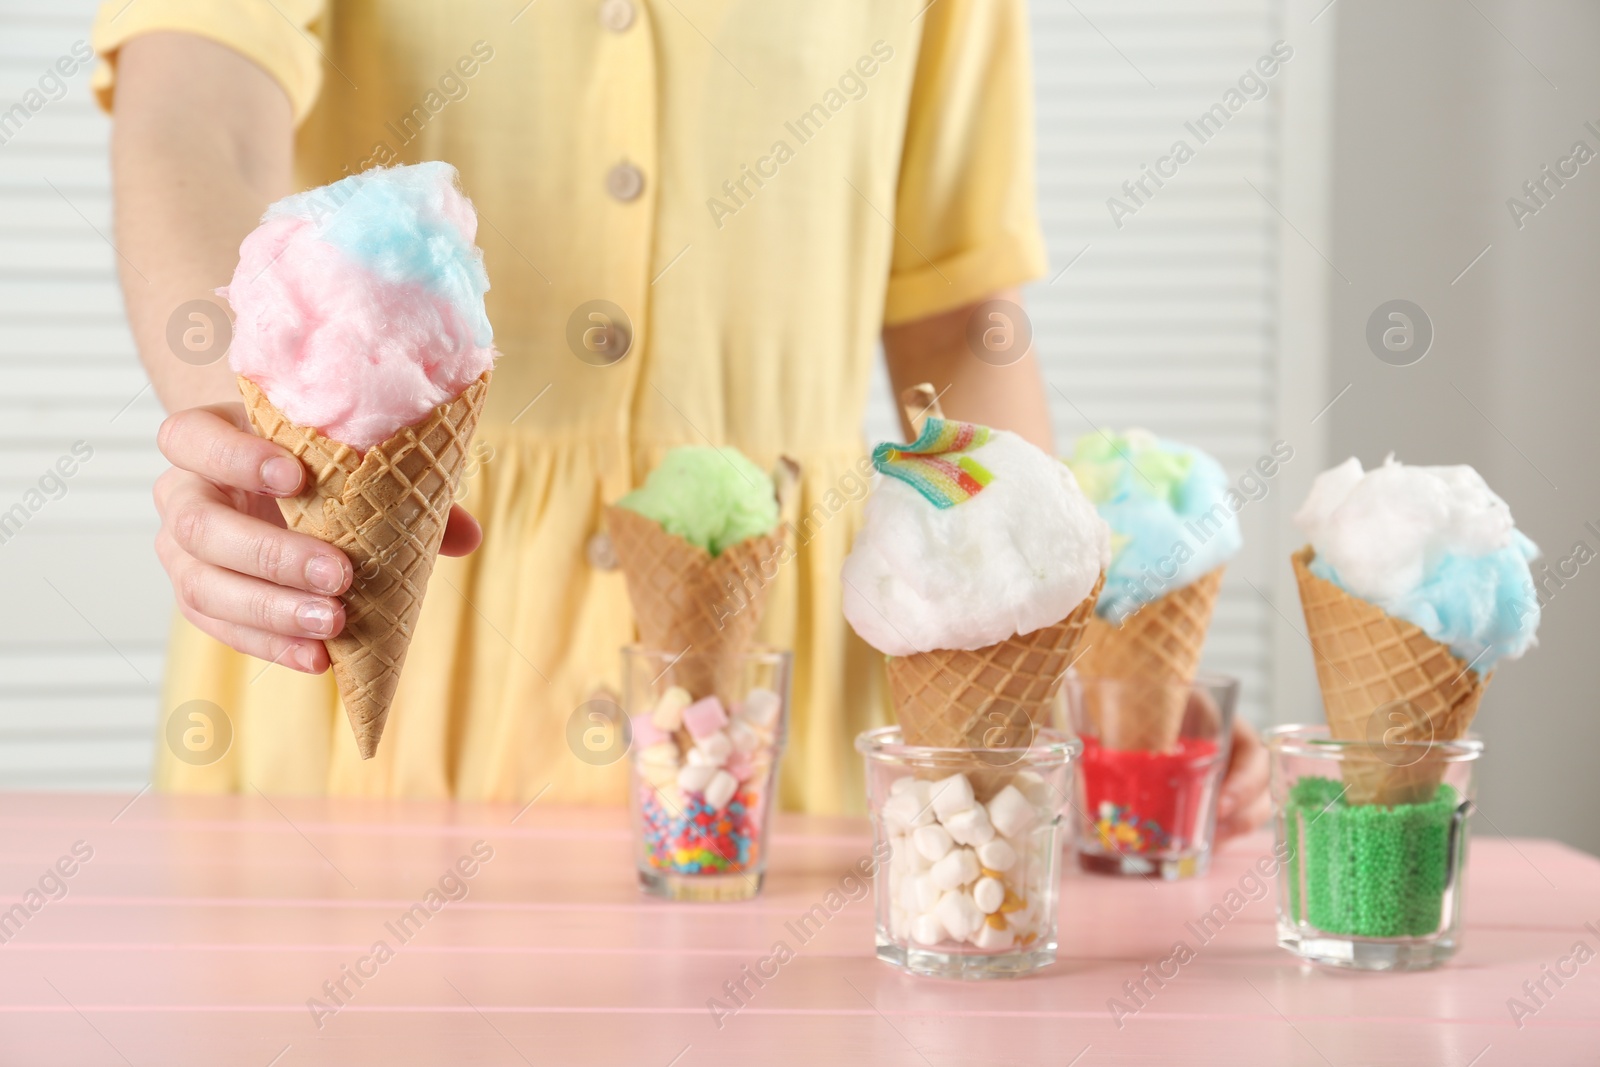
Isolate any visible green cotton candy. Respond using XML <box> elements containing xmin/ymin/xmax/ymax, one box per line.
<box><xmin>618</xmin><ymin>446</ymin><xmax>778</xmax><ymax>556</ymax></box>
<box><xmin>1065</xmin><ymin>430</ymin><xmax>1193</xmax><ymax>506</ymax></box>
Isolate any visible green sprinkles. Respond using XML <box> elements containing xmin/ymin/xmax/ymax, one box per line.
<box><xmin>1285</xmin><ymin>776</ymin><xmax>1462</xmax><ymax>939</ymax></box>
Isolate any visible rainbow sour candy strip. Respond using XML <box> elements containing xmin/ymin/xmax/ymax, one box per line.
<box><xmin>872</xmin><ymin>418</ymin><xmax>994</xmax><ymax>509</ymax></box>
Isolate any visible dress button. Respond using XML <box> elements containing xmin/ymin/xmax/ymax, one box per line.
<box><xmin>605</xmin><ymin>161</ymin><xmax>645</xmax><ymax>202</ymax></box>
<box><xmin>586</xmin><ymin>532</ymin><xmax>620</xmax><ymax>571</ymax></box>
<box><xmin>598</xmin><ymin>0</ymin><xmax>635</xmax><ymax>33</ymax></box>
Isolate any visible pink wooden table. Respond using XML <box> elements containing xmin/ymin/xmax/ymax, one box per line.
<box><xmin>0</xmin><ymin>792</ymin><xmax>1596</xmax><ymax>1066</ymax></box>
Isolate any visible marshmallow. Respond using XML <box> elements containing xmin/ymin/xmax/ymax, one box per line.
<box><xmin>631</xmin><ymin>714</ymin><xmax>669</xmax><ymax>749</ymax></box>
<box><xmin>640</xmin><ymin>760</ymin><xmax>678</xmax><ymax>791</ymax></box>
<box><xmin>704</xmin><ymin>770</ymin><xmax>738</xmax><ymax>810</ymax></box>
<box><xmin>1010</xmin><ymin>770</ymin><xmax>1050</xmax><ymax>809</ymax></box>
<box><xmin>972</xmin><ymin>876</ymin><xmax>1004</xmax><ymax>914</ymax></box>
<box><xmin>912</xmin><ymin>873</ymin><xmax>941</xmax><ymax>913</ymax></box>
<box><xmin>973</xmin><ymin>923</ymin><xmax>1015</xmax><ymax>951</ymax></box>
<box><xmin>889</xmin><ymin>775</ymin><xmax>915</xmax><ymax>797</ymax></box>
<box><xmin>696</xmin><ymin>731</ymin><xmax>733</xmax><ymax>765</ymax></box>
<box><xmin>724</xmin><ymin>750</ymin><xmax>756</xmax><ymax>782</ymax></box>
<box><xmin>929</xmin><ymin>847</ymin><xmax>980</xmax><ymax>891</ymax></box>
<box><xmin>740</xmin><ymin>687</ymin><xmax>782</xmax><ymax>728</ymax></box>
<box><xmin>654</xmin><ymin>784</ymin><xmax>685</xmax><ymax>812</ymax></box>
<box><xmin>681</xmin><ymin>696</ymin><xmax>729</xmax><ymax>739</ymax></box>
<box><xmin>929</xmin><ymin>774</ymin><xmax>976</xmax><ymax>821</ymax></box>
<box><xmin>727</xmin><ymin>721</ymin><xmax>763</xmax><ymax>754</ymax></box>
<box><xmin>882</xmin><ymin>783</ymin><xmax>935</xmax><ymax>831</ymax></box>
<box><xmin>891</xmin><ymin>906</ymin><xmax>911</xmax><ymax>940</ymax></box>
<box><xmin>912</xmin><ymin>824</ymin><xmax>954</xmax><ymax>862</ymax></box>
<box><xmin>986</xmin><ymin>785</ymin><xmax>1038</xmax><ymax>839</ymax></box>
<box><xmin>676</xmin><ymin>764</ymin><xmax>717</xmax><ymax>792</ymax></box>
<box><xmin>638</xmin><ymin>741</ymin><xmax>679</xmax><ymax>767</ymax></box>
<box><xmin>943</xmin><ymin>805</ymin><xmax>995</xmax><ymax>847</ymax></box>
<box><xmin>896</xmin><ymin>869</ymin><xmax>920</xmax><ymax>911</ymax></box>
<box><xmin>651</xmin><ymin>686</ymin><xmax>693</xmax><ymax>731</ymax></box>
<box><xmin>977</xmin><ymin>838</ymin><xmax>1017</xmax><ymax>873</ymax></box>
<box><xmin>934</xmin><ymin>890</ymin><xmax>983</xmax><ymax>942</ymax></box>
<box><xmin>911</xmin><ymin>914</ymin><xmax>947</xmax><ymax>946</ymax></box>
<box><xmin>686</xmin><ymin>746</ymin><xmax>718</xmax><ymax>767</ymax></box>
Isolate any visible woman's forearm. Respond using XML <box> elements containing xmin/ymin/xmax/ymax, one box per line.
<box><xmin>881</xmin><ymin>288</ymin><xmax>1055</xmax><ymax>452</ymax></box>
<box><xmin>111</xmin><ymin>33</ymin><xmax>294</xmax><ymax>413</ymax></box>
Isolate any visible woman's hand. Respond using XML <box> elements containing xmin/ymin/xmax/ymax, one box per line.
<box><xmin>153</xmin><ymin>403</ymin><xmax>482</xmax><ymax>673</ymax></box>
<box><xmin>1215</xmin><ymin>716</ymin><xmax>1271</xmax><ymax>844</ymax></box>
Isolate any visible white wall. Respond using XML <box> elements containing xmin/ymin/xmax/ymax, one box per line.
<box><xmin>1327</xmin><ymin>0</ymin><xmax>1600</xmax><ymax>853</ymax></box>
<box><xmin>0</xmin><ymin>0</ymin><xmax>167</xmax><ymax>790</ymax></box>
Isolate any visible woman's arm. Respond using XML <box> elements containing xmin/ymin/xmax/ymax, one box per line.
<box><xmin>881</xmin><ymin>287</ymin><xmax>1054</xmax><ymax>451</ymax></box>
<box><xmin>113</xmin><ymin>34</ymin><xmax>482</xmax><ymax>673</ymax></box>
<box><xmin>112</xmin><ymin>32</ymin><xmax>293</xmax><ymax>411</ymax></box>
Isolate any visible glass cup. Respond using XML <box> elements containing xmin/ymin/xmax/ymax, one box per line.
<box><xmin>857</xmin><ymin>725</ymin><xmax>1078</xmax><ymax>980</ymax></box>
<box><xmin>623</xmin><ymin>645</ymin><xmax>791</xmax><ymax>902</ymax></box>
<box><xmin>1267</xmin><ymin>724</ymin><xmax>1480</xmax><ymax>971</ymax></box>
<box><xmin>1059</xmin><ymin>673</ymin><xmax>1237</xmax><ymax>879</ymax></box>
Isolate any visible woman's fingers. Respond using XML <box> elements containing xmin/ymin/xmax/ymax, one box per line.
<box><xmin>158</xmin><ymin>471</ymin><xmax>351</xmax><ymax>595</ymax></box>
<box><xmin>1217</xmin><ymin>791</ymin><xmax>1273</xmax><ymax>844</ymax></box>
<box><xmin>439</xmin><ymin>503</ymin><xmax>483</xmax><ymax>557</ymax></box>
<box><xmin>158</xmin><ymin>404</ymin><xmax>306</xmax><ymax>497</ymax></box>
<box><xmin>175</xmin><ymin>599</ymin><xmax>330</xmax><ymax>675</ymax></box>
<box><xmin>169</xmin><ymin>550</ymin><xmax>345</xmax><ymax>641</ymax></box>
<box><xmin>1216</xmin><ymin>718</ymin><xmax>1270</xmax><ymax>843</ymax></box>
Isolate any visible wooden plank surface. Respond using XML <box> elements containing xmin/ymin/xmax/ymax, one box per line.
<box><xmin>0</xmin><ymin>792</ymin><xmax>1596</xmax><ymax>1066</ymax></box>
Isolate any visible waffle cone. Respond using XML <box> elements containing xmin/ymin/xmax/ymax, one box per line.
<box><xmin>604</xmin><ymin>505</ymin><xmax>785</xmax><ymax>702</ymax></box>
<box><xmin>885</xmin><ymin>573</ymin><xmax>1103</xmax><ymax>796</ymax></box>
<box><xmin>1291</xmin><ymin>547</ymin><xmax>1487</xmax><ymax>805</ymax></box>
<box><xmin>1075</xmin><ymin>567</ymin><xmax>1224</xmax><ymax>751</ymax></box>
<box><xmin>237</xmin><ymin>373</ymin><xmax>490</xmax><ymax>759</ymax></box>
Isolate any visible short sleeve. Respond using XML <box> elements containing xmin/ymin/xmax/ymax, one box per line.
<box><xmin>883</xmin><ymin>0</ymin><xmax>1048</xmax><ymax>326</ymax></box>
<box><xmin>90</xmin><ymin>0</ymin><xmax>327</xmax><ymax>126</ymax></box>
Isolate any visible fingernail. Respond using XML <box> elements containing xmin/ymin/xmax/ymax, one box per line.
<box><xmin>293</xmin><ymin>646</ymin><xmax>322</xmax><ymax>673</ymax></box>
<box><xmin>295</xmin><ymin>600</ymin><xmax>336</xmax><ymax>637</ymax></box>
<box><xmin>305</xmin><ymin>555</ymin><xmax>344</xmax><ymax>595</ymax></box>
<box><xmin>262</xmin><ymin>457</ymin><xmax>302</xmax><ymax>495</ymax></box>
<box><xmin>1218</xmin><ymin>793</ymin><xmax>1237</xmax><ymax>818</ymax></box>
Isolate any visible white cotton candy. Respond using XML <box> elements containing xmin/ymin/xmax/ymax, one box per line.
<box><xmin>841</xmin><ymin>430</ymin><xmax>1111</xmax><ymax>655</ymax></box>
<box><xmin>1293</xmin><ymin>455</ymin><xmax>1516</xmax><ymax>603</ymax></box>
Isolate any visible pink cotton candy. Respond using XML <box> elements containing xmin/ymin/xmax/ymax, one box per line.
<box><xmin>222</xmin><ymin>162</ymin><xmax>496</xmax><ymax>451</ymax></box>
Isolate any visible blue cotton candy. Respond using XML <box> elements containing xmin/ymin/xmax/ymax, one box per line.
<box><xmin>1311</xmin><ymin>531</ymin><xmax>1540</xmax><ymax>669</ymax></box>
<box><xmin>264</xmin><ymin>161</ymin><xmax>493</xmax><ymax>347</ymax></box>
<box><xmin>1066</xmin><ymin>432</ymin><xmax>1243</xmax><ymax>623</ymax></box>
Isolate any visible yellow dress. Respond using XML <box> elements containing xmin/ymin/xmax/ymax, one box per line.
<box><xmin>90</xmin><ymin>0</ymin><xmax>1046</xmax><ymax>813</ymax></box>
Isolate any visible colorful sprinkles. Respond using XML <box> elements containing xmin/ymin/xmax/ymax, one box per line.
<box><xmin>1285</xmin><ymin>775</ymin><xmax>1460</xmax><ymax>938</ymax></box>
<box><xmin>638</xmin><ymin>783</ymin><xmax>764</xmax><ymax>875</ymax></box>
